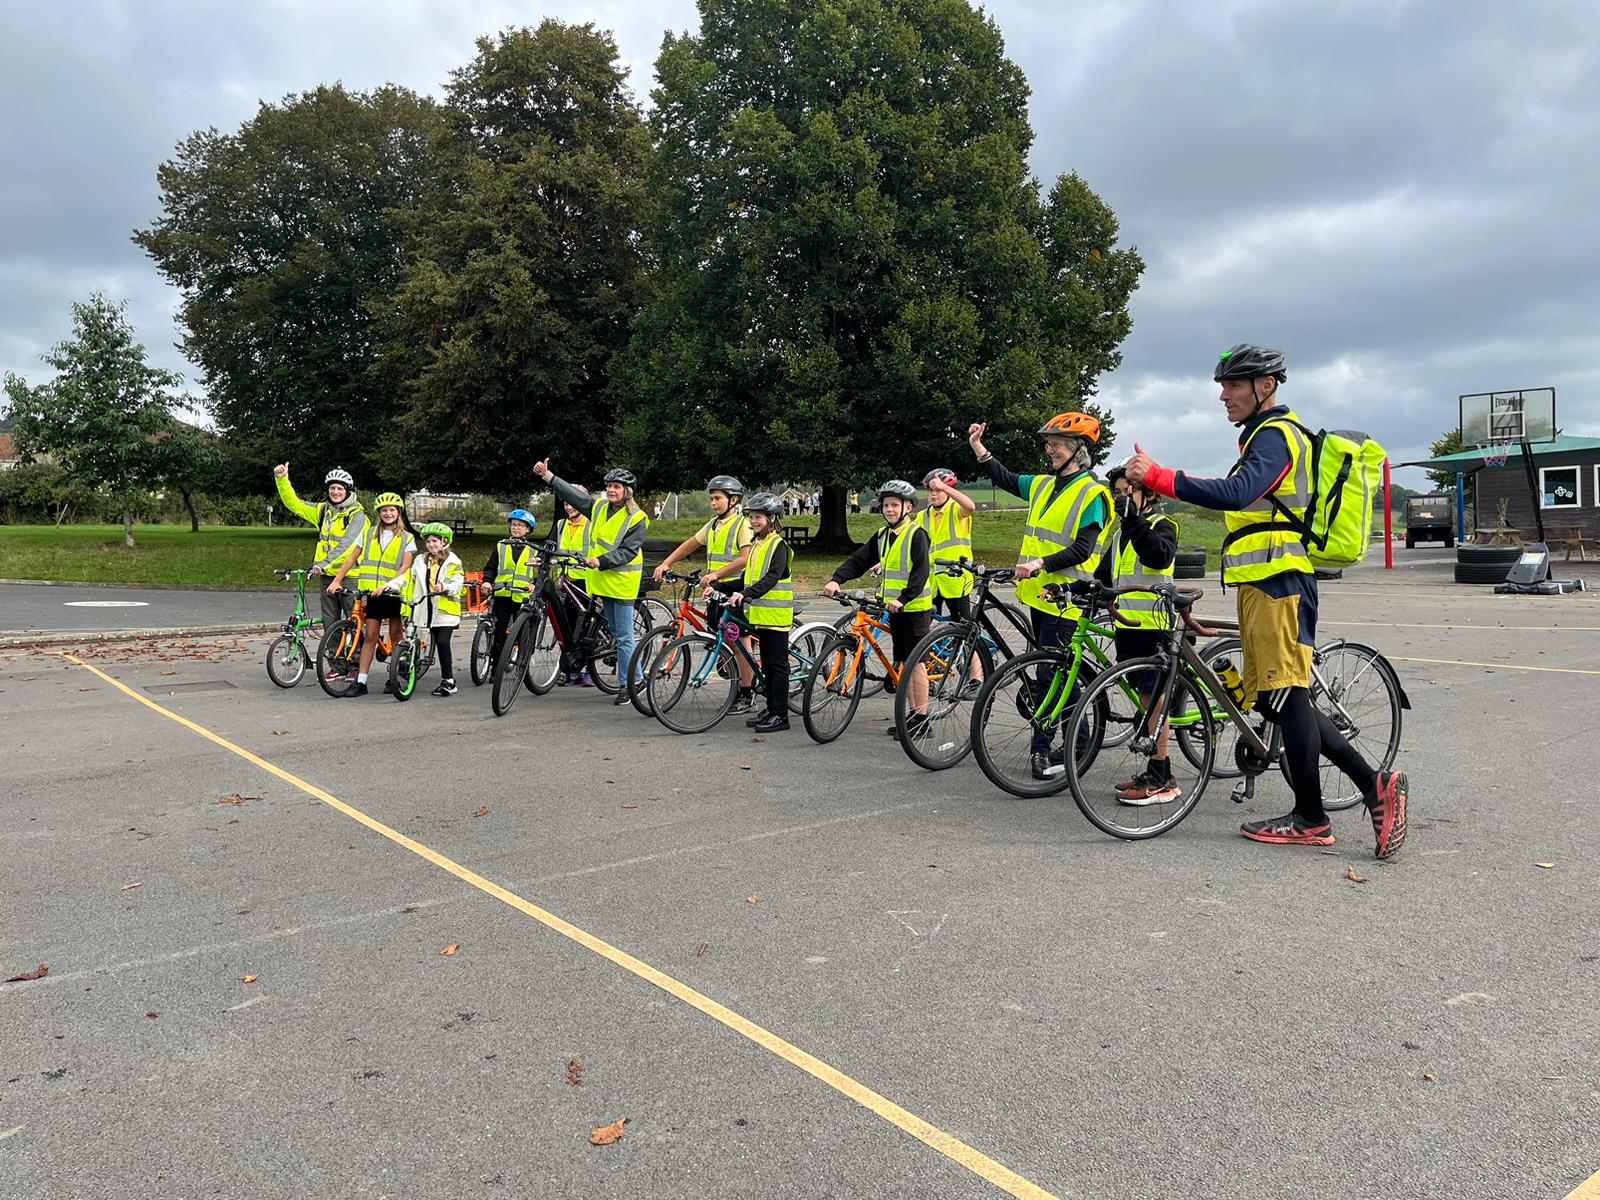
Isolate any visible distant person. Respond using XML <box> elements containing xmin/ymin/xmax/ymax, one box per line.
<box><xmin>272</xmin><ymin>463</ymin><xmax>368</xmax><ymax>630</ymax></box>
<box><xmin>849</xmin><ymin>489</ymin><xmax>861</xmax><ymax>514</ymax></box>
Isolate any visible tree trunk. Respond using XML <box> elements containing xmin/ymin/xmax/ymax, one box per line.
<box><xmin>181</xmin><ymin>488</ymin><xmax>200</xmax><ymax>533</ymax></box>
<box><xmin>121</xmin><ymin>496</ymin><xmax>136</xmax><ymax>548</ymax></box>
<box><xmin>813</xmin><ymin>484</ymin><xmax>858</xmax><ymax>553</ymax></box>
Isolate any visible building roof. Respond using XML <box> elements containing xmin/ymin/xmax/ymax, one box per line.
<box><xmin>1400</xmin><ymin>433</ymin><xmax>1600</xmax><ymax>469</ymax></box>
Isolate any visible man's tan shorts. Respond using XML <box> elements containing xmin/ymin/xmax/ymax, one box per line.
<box><xmin>1237</xmin><ymin>586</ymin><xmax>1312</xmax><ymax>696</ymax></box>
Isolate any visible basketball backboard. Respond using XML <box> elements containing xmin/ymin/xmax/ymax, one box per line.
<box><xmin>1459</xmin><ymin>388</ymin><xmax>1556</xmax><ymax>449</ymax></box>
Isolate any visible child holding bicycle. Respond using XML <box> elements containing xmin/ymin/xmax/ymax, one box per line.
<box><xmin>917</xmin><ymin>467</ymin><xmax>983</xmax><ymax>688</ymax></box>
<box><xmin>554</xmin><ymin>498</ymin><xmax>593</xmax><ymax>686</ymax></box>
<box><xmin>380</xmin><ymin>521</ymin><xmax>466</xmax><ymax>696</ymax></box>
<box><xmin>481</xmin><ymin>509</ymin><xmax>539</xmax><ymax>674</ymax></box>
<box><xmin>327</xmin><ymin>491</ymin><xmax>416</xmax><ymax>696</ymax></box>
<box><xmin>1100</xmin><ymin>460</ymin><xmax>1180</xmax><ymax>804</ymax></box>
<box><xmin>702</xmin><ymin>491</ymin><xmax>793</xmax><ymax>733</ymax></box>
<box><xmin>823</xmin><ymin>480</ymin><xmax>933</xmax><ymax>742</ymax></box>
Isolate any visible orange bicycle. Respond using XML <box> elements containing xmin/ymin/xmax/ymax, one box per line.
<box><xmin>315</xmin><ymin>590</ymin><xmax>395</xmax><ymax>697</ymax></box>
<box><xmin>800</xmin><ymin>592</ymin><xmax>905</xmax><ymax>743</ymax></box>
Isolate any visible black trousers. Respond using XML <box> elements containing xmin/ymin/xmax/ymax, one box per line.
<box><xmin>432</xmin><ymin>627</ymin><xmax>455</xmax><ymax>680</ymax></box>
<box><xmin>1030</xmin><ymin>607</ymin><xmax>1079</xmax><ymax>754</ymax></box>
<box><xmin>754</xmin><ymin>628</ymin><xmax>790</xmax><ymax>716</ymax></box>
<box><xmin>489</xmin><ymin>597</ymin><xmax>521</xmax><ymax>664</ymax></box>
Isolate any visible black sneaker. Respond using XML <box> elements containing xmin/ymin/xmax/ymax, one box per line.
<box><xmin>745</xmin><ymin>708</ymin><xmax>770</xmax><ymax>727</ymax></box>
<box><xmin>346</xmin><ymin>682</ymin><xmax>369</xmax><ymax>697</ymax></box>
<box><xmin>752</xmin><ymin>712</ymin><xmax>790</xmax><ymax>733</ymax></box>
<box><xmin>891</xmin><ymin>713</ymin><xmax>930</xmax><ymax>742</ymax></box>
<box><xmin>1031</xmin><ymin>751</ymin><xmax>1065</xmax><ymax>780</ymax></box>
<box><xmin>1240</xmin><ymin>814</ymin><xmax>1335</xmax><ymax>846</ymax></box>
<box><xmin>731</xmin><ymin>693</ymin><xmax>754</xmax><ymax>714</ymax></box>
<box><xmin>432</xmin><ymin>679</ymin><xmax>457</xmax><ymax>697</ymax></box>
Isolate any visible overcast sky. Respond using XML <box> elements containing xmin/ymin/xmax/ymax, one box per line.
<box><xmin>3</xmin><ymin>0</ymin><xmax>1596</xmax><ymax>484</ymax></box>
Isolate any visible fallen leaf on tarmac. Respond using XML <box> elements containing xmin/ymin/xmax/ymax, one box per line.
<box><xmin>696</xmin><ymin>943</ymin><xmax>708</xmax><ymax>957</ymax></box>
<box><xmin>215</xmin><ymin>794</ymin><xmax>258</xmax><ymax>806</ymax></box>
<box><xmin>1422</xmin><ymin>1073</ymin><xmax>1436</xmax><ymax>1082</ymax></box>
<box><xmin>160</xmin><ymin>671</ymin><xmax>178</xmax><ymax>676</ymax></box>
<box><xmin>746</xmin><ymin>896</ymin><xmax>760</xmax><ymax>904</ymax></box>
<box><xmin>1535</xmin><ymin>862</ymin><xmax>1556</xmax><ymax>870</ymax></box>
<box><xmin>589</xmin><ymin>1117</ymin><xmax>628</xmax><ymax>1145</ymax></box>
<box><xmin>155</xmin><ymin>1173</ymin><xmax>166</xmax><ymax>1181</ymax></box>
<box><xmin>452</xmin><ymin>729</ymin><xmax>465</xmax><ymax>735</ymax></box>
<box><xmin>566</xmin><ymin>1060</ymin><xmax>584</xmax><ymax>1086</ymax></box>
<box><xmin>242</xmin><ymin>975</ymin><xmax>259</xmax><ymax>984</ymax></box>
<box><xmin>750</xmin><ymin>737</ymin><xmax>766</xmax><ymax>744</ymax></box>
<box><xmin>21</xmin><ymin>676</ymin><xmax>37</xmax><ymax>682</ymax></box>
<box><xmin>1541</xmin><ymin>1074</ymin><xmax>1566</xmax><ymax>1081</ymax></box>
<box><xmin>472</xmin><ymin>806</ymin><xmax>491</xmax><ymax>818</ymax></box>
<box><xmin>739</xmin><ymin>763</ymin><xmax>752</xmax><ymax>771</ymax></box>
<box><xmin>621</xmin><ymin>803</ymin><xmax>637</xmax><ymax>810</ymax></box>
<box><xmin>120</xmin><ymin>882</ymin><xmax>143</xmax><ymax>892</ymax></box>
<box><xmin>440</xmin><ymin>944</ymin><xmax>459</xmax><ymax>957</ymax></box>
<box><xmin>77</xmin><ymin>687</ymin><xmax>97</xmax><ymax>692</ymax></box>
<box><xmin>146</xmin><ymin>1011</ymin><xmax>160</xmax><ymax>1019</ymax></box>
<box><xmin>602</xmin><ymin>756</ymin><xmax>613</xmax><ymax>762</ymax></box>
<box><xmin>1347</xmin><ymin>867</ymin><xmax>1370</xmax><ymax>884</ymax></box>
<box><xmin>1320</xmin><ymin>849</ymin><xmax>1340</xmax><ymax>856</ymax></box>
<box><xmin>271</xmin><ymin>729</ymin><xmax>288</xmax><ymax>736</ymax></box>
<box><xmin>5</xmin><ymin>964</ymin><xmax>48</xmax><ymax>982</ymax></box>
<box><xmin>605</xmin><ymin>779</ymin><xmax>615</xmax><ymax>785</ymax></box>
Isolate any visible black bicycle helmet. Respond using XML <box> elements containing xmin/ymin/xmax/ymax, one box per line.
<box><xmin>1214</xmin><ymin>344</ymin><xmax>1287</xmax><ymax>383</ymax></box>
<box><xmin>706</xmin><ymin>474</ymin><xmax>745</xmax><ymax>496</ymax></box>
<box><xmin>744</xmin><ymin>491</ymin><xmax>783</xmax><ymax>517</ymax></box>
<box><xmin>603</xmin><ymin>468</ymin><xmax>637</xmax><ymax>488</ymax></box>
<box><xmin>877</xmin><ymin>479</ymin><xmax>917</xmax><ymax>502</ymax></box>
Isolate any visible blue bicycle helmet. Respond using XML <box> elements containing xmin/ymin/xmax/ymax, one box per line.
<box><xmin>508</xmin><ymin>508</ymin><xmax>536</xmax><ymax>530</ymax></box>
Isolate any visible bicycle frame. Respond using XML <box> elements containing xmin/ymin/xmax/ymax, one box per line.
<box><xmin>275</xmin><ymin>568</ymin><xmax>321</xmax><ymax>635</ymax></box>
<box><xmin>684</xmin><ymin>608</ymin><xmax>770</xmax><ymax>691</ymax></box>
<box><xmin>823</xmin><ymin>599</ymin><xmax>900</xmax><ymax>694</ymax></box>
<box><xmin>1017</xmin><ymin>611</ymin><xmax>1120</xmax><ymax>729</ymax></box>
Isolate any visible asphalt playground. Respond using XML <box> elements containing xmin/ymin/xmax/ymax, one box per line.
<box><xmin>2</xmin><ymin>557</ymin><xmax>1598</xmax><ymax>1200</ymax></box>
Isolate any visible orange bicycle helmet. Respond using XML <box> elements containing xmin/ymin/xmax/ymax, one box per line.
<box><xmin>1037</xmin><ymin>412</ymin><xmax>1102</xmax><ymax>442</ymax></box>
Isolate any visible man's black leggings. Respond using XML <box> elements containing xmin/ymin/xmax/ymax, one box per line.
<box><xmin>1258</xmin><ymin>686</ymin><xmax>1377</xmax><ymax>824</ymax></box>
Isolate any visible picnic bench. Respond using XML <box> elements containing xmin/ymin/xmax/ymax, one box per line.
<box><xmin>785</xmin><ymin>523</ymin><xmax>816</xmax><ymax>547</ymax></box>
<box><xmin>1550</xmin><ymin>524</ymin><xmax>1590</xmax><ymax>561</ymax></box>
<box><xmin>447</xmin><ymin>518</ymin><xmax>475</xmax><ymax>538</ymax></box>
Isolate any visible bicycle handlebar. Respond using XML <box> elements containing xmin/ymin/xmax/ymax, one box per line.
<box><xmin>824</xmin><ymin>590</ymin><xmax>887</xmax><ymax>612</ymax></box>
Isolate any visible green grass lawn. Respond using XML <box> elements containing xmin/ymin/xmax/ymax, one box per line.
<box><xmin>0</xmin><ymin>509</ymin><xmax>1225</xmax><ymax>589</ymax></box>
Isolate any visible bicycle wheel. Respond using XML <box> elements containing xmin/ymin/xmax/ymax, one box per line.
<box><xmin>1192</xmin><ymin>636</ymin><xmax>1253</xmax><ymax>778</ymax></box>
<box><xmin>1066</xmin><ymin>659</ymin><xmax>1212</xmax><ymax>840</ymax></box>
<box><xmin>637</xmin><ymin>596</ymin><xmax>673</xmax><ymax>633</ymax></box>
<box><xmin>470</xmin><ymin>619</ymin><xmax>494</xmax><ymax>686</ymax></box>
<box><xmin>895</xmin><ymin>623</ymin><xmax>995</xmax><ymax>771</ymax></box>
<box><xmin>316</xmin><ymin>619</ymin><xmax>362</xmax><ymax>697</ymax></box>
<box><xmin>969</xmin><ymin>650</ymin><xmax>1081</xmax><ymax>798</ymax></box>
<box><xmin>802</xmin><ymin>635</ymin><xmax>866</xmax><ymax>744</ymax></box>
<box><xmin>628</xmin><ymin>624</ymin><xmax>678</xmax><ymax>716</ymax></box>
<box><xmin>787</xmin><ymin>622</ymin><xmax>834</xmax><ymax>700</ymax></box>
<box><xmin>266</xmin><ymin>633</ymin><xmax>308</xmax><ymax>689</ymax></box>
<box><xmin>651</xmin><ymin>634</ymin><xmax>738</xmax><ymax>734</ymax></box>
<box><xmin>1293</xmin><ymin>641</ymin><xmax>1405</xmax><ymax>811</ymax></box>
<box><xmin>389</xmin><ymin>638</ymin><xmax>419</xmax><ymax>701</ymax></box>
<box><xmin>585</xmin><ymin>613</ymin><xmax>622</xmax><ymax>694</ymax></box>
<box><xmin>527</xmin><ymin>609</ymin><xmax>563</xmax><ymax>695</ymax></box>
<box><xmin>491</xmin><ymin>613</ymin><xmax>537</xmax><ymax>716</ymax></box>
<box><xmin>832</xmin><ymin>612</ymin><xmax>889</xmax><ymax>698</ymax></box>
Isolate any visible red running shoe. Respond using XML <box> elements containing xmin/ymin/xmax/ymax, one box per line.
<box><xmin>1240</xmin><ymin>814</ymin><xmax>1335</xmax><ymax>846</ymax></box>
<box><xmin>1370</xmin><ymin>770</ymin><xmax>1408</xmax><ymax>860</ymax></box>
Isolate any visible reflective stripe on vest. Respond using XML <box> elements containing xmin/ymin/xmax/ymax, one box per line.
<box><xmin>493</xmin><ymin>541</ymin><xmax>536</xmax><ymax>601</ymax></box>
<box><xmin>355</xmin><ymin>527</ymin><xmax>411</xmax><ymax>592</ymax></box>
<box><xmin>411</xmin><ymin>557</ymin><xmax>463</xmax><ymax>621</ymax></box>
<box><xmin>917</xmin><ymin>502</ymin><xmax>974</xmax><ymax>599</ymax></box>
<box><xmin>585</xmin><ymin>501</ymin><xmax>648</xmax><ymax>600</ymax></box>
<box><xmin>557</xmin><ymin>518</ymin><xmax>590</xmax><ymax>584</ymax></box>
<box><xmin>707</xmin><ymin>511</ymin><xmax>749</xmax><ymax>571</ymax></box>
<box><xmin>742</xmin><ymin>534</ymin><xmax>793</xmax><ymax>628</ymax></box>
<box><xmin>1014</xmin><ymin>473</ymin><xmax>1110</xmax><ymax>617</ymax></box>
<box><xmin>878</xmin><ymin>523</ymin><xmax>932</xmax><ymax>612</ymax></box>
<box><xmin>1222</xmin><ymin>413</ymin><xmax>1315</xmax><ymax>586</ymax></box>
<box><xmin>1111</xmin><ymin>516</ymin><xmax>1177</xmax><ymax>630</ymax></box>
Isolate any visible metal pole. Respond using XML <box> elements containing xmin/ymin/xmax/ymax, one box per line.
<box><xmin>1455</xmin><ymin>470</ymin><xmax>1466</xmax><ymax>541</ymax></box>
<box><xmin>1383</xmin><ymin>459</ymin><xmax>1393</xmax><ymax>569</ymax></box>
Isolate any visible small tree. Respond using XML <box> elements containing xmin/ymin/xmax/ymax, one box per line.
<box><xmin>150</xmin><ymin>417</ymin><xmax>225</xmax><ymax>532</ymax></box>
<box><xmin>1425</xmin><ymin>428</ymin><xmax>1463</xmax><ymax>492</ymax></box>
<box><xmin>4</xmin><ymin>295</ymin><xmax>181</xmax><ymax>546</ymax></box>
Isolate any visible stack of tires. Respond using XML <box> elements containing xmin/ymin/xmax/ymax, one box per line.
<box><xmin>1173</xmin><ymin>546</ymin><xmax>1207</xmax><ymax>580</ymax></box>
<box><xmin>1455</xmin><ymin>543</ymin><xmax>1520</xmax><ymax>585</ymax></box>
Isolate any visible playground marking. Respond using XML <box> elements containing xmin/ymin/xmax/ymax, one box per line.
<box><xmin>57</xmin><ymin>652</ymin><xmax>1061</xmax><ymax>1200</ymax></box>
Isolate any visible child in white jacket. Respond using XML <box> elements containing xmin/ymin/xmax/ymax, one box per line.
<box><xmin>381</xmin><ymin>521</ymin><xmax>467</xmax><ymax>696</ymax></box>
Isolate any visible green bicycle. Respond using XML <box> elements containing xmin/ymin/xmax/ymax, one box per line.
<box><xmin>266</xmin><ymin>568</ymin><xmax>323</xmax><ymax>689</ymax></box>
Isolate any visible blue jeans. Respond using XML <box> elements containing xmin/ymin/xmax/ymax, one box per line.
<box><xmin>601</xmin><ymin>597</ymin><xmax>636</xmax><ymax>685</ymax></box>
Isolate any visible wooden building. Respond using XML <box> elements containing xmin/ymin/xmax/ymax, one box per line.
<box><xmin>1407</xmin><ymin>434</ymin><xmax>1600</xmax><ymax>556</ymax></box>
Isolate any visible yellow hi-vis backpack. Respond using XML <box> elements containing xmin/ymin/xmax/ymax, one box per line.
<box><xmin>1267</xmin><ymin>420</ymin><xmax>1388</xmax><ymax>568</ymax></box>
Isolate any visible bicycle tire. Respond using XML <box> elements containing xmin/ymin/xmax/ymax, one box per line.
<box><xmin>652</xmin><ymin>634</ymin><xmax>738</xmax><ymax>734</ymax></box>
<box><xmin>637</xmin><ymin>596</ymin><xmax>674</xmax><ymax>632</ymax></box>
<box><xmin>895</xmin><ymin>622</ymin><xmax>995</xmax><ymax>771</ymax></box>
<box><xmin>491</xmin><ymin>612</ymin><xmax>537</xmax><ymax>716</ymax></box>
<box><xmin>969</xmin><ymin>649</ymin><xmax>1104</xmax><ymax>799</ymax></box>
<box><xmin>266</xmin><ymin>633</ymin><xmax>308</xmax><ymax>689</ymax></box>
<box><xmin>628</xmin><ymin>624</ymin><xmax>678</xmax><ymax>715</ymax></box>
<box><xmin>1294</xmin><ymin>641</ymin><xmax>1404</xmax><ymax>811</ymax></box>
<box><xmin>1066</xmin><ymin>658</ymin><xmax>1212</xmax><ymax>840</ymax></box>
<box><xmin>788</xmin><ymin>621</ymin><xmax>835</xmax><ymax>700</ymax></box>
<box><xmin>527</xmin><ymin>609</ymin><xmax>563</xmax><ymax>695</ymax></box>
<box><xmin>316</xmin><ymin>619</ymin><xmax>362</xmax><ymax>697</ymax></box>
<box><xmin>832</xmin><ymin>612</ymin><xmax>889</xmax><ymax>699</ymax></box>
<box><xmin>802</xmin><ymin>634</ymin><xmax>867</xmax><ymax>744</ymax></box>
<box><xmin>390</xmin><ymin>638</ymin><xmax>418</xmax><ymax>701</ymax></box>
<box><xmin>469</xmin><ymin>619</ymin><xmax>494</xmax><ymax>686</ymax></box>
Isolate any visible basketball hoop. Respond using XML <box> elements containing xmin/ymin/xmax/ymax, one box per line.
<box><xmin>1481</xmin><ymin>448</ymin><xmax>1509</xmax><ymax>469</ymax></box>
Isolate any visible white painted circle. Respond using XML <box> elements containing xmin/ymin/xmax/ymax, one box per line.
<box><xmin>63</xmin><ymin>600</ymin><xmax>151</xmax><ymax>608</ymax></box>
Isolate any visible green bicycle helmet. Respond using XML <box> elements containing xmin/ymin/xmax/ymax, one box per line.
<box><xmin>418</xmin><ymin>521</ymin><xmax>453</xmax><ymax>544</ymax></box>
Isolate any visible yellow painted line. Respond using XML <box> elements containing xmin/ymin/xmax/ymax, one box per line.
<box><xmin>1388</xmin><ymin>655</ymin><xmax>1600</xmax><ymax>676</ymax></box>
<box><xmin>1564</xmin><ymin>1165</ymin><xmax>1600</xmax><ymax>1199</ymax></box>
<box><xmin>1322</xmin><ymin>620</ymin><xmax>1600</xmax><ymax>632</ymax></box>
<box><xmin>59</xmin><ymin>653</ymin><xmax>1059</xmax><ymax>1200</ymax></box>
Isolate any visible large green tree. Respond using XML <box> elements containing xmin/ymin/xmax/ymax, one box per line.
<box><xmin>4</xmin><ymin>295</ymin><xmax>182</xmax><ymax>546</ymax></box>
<box><xmin>134</xmin><ymin>85</ymin><xmax>442</xmax><ymax>485</ymax></box>
<box><xmin>376</xmin><ymin>22</ymin><xmax>652</xmax><ymax>493</ymax></box>
<box><xmin>612</xmin><ymin>0</ymin><xmax>1142</xmax><ymax>543</ymax></box>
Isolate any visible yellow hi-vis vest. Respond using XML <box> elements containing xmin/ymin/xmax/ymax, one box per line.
<box><xmin>1015</xmin><ymin>472</ymin><xmax>1110</xmax><ymax>618</ymax></box>
<box><xmin>401</xmin><ymin>555</ymin><xmax>464</xmax><ymax>622</ymax></box>
<box><xmin>742</xmin><ymin>534</ymin><xmax>793</xmax><ymax>628</ymax></box>
<box><xmin>355</xmin><ymin>526</ymin><xmax>413</xmax><ymax>593</ymax></box>
<box><xmin>706</xmin><ymin>510</ymin><xmax>750</xmax><ymax>573</ymax></box>
<box><xmin>584</xmin><ymin>501</ymin><xmax>648</xmax><ymax>600</ymax></box>
<box><xmin>878</xmin><ymin>522</ymin><xmax>932</xmax><ymax>612</ymax></box>
<box><xmin>557</xmin><ymin>517</ymin><xmax>590</xmax><ymax>585</ymax></box>
<box><xmin>1222</xmin><ymin>412</ymin><xmax>1315</xmax><ymax>587</ymax></box>
<box><xmin>493</xmin><ymin>540</ymin><xmax>536</xmax><ymax>602</ymax></box>
<box><xmin>916</xmin><ymin>502</ymin><xmax>974</xmax><ymax>599</ymax></box>
<box><xmin>1111</xmin><ymin>515</ymin><xmax>1178</xmax><ymax>631</ymax></box>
